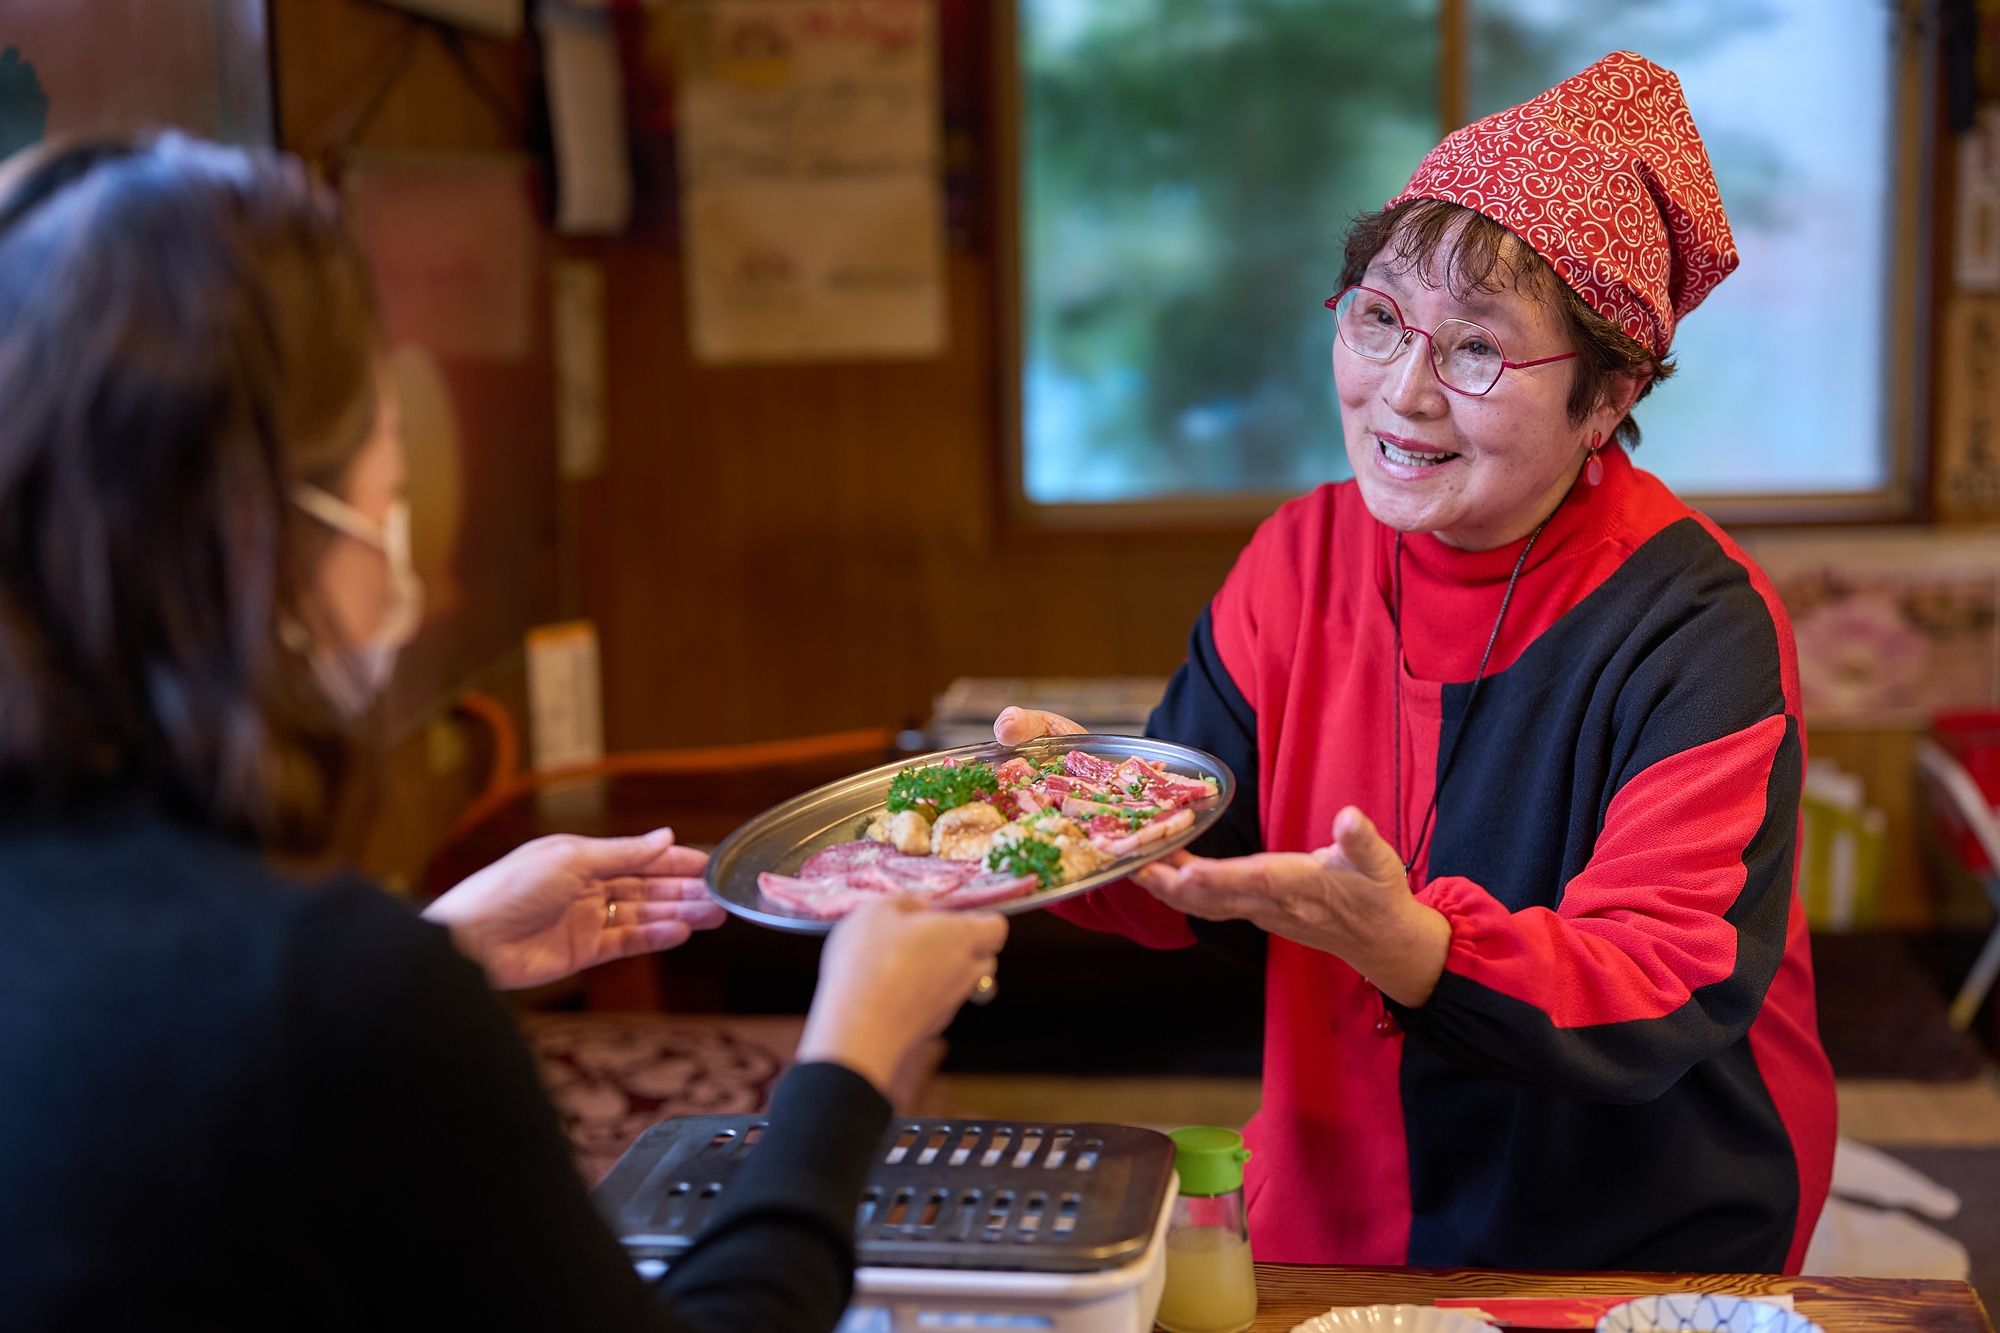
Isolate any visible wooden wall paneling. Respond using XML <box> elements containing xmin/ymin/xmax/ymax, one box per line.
<box><xmin>277</xmin><ymin>0</ymin><xmax>1250</xmax><ymax>776</ymax></box>
<box><xmin>574</xmin><ymin>239</ymin><xmax>1250</xmax><ymax>749</ymax></box>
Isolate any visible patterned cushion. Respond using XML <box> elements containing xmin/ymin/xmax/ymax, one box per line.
<box><xmin>523</xmin><ymin>1013</ymin><xmax>945</xmax><ymax>1183</ymax></box>
<box><xmin>523</xmin><ymin>1014</ymin><xmax>802</xmax><ymax>1183</ymax></box>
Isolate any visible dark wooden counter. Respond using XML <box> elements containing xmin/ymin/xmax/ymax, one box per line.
<box><xmin>1244</xmin><ymin>1264</ymin><xmax>1995</xmax><ymax>1333</ymax></box>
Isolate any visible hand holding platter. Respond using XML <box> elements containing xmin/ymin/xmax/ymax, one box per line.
<box><xmin>992</xmin><ymin>706</ymin><xmax>1089</xmax><ymax>744</ymax></box>
<box><xmin>1131</xmin><ymin>807</ymin><xmax>1451</xmax><ymax>1008</ymax></box>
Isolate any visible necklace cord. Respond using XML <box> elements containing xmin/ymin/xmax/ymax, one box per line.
<box><xmin>1394</xmin><ymin>515</ymin><xmax>1551</xmax><ymax>875</ymax></box>
<box><xmin>1392</xmin><ymin>532</ymin><xmax>1404</xmax><ymax>860</ymax></box>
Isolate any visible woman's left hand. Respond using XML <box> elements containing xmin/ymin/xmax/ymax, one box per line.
<box><xmin>1131</xmin><ymin>806</ymin><xmax>1452</xmax><ymax>1007</ymax></box>
<box><xmin>421</xmin><ymin>828</ymin><xmax>726</xmax><ymax>990</ymax></box>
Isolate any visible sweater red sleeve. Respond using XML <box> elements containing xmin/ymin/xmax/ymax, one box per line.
<box><xmin>1404</xmin><ymin>713</ymin><xmax>1799</xmax><ymax>1100</ymax></box>
<box><xmin>1045</xmin><ymin>500</ymin><xmax>1301</xmax><ymax>950</ymax></box>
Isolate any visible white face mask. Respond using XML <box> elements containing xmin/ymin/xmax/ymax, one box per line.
<box><xmin>291</xmin><ymin>482</ymin><xmax>426</xmax><ymax>719</ymax></box>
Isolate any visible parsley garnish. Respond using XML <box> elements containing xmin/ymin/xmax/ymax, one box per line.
<box><xmin>988</xmin><ymin>835</ymin><xmax>1063</xmax><ymax>887</ymax></box>
<box><xmin>886</xmin><ymin>760</ymin><xmax>999</xmax><ymax>815</ymax></box>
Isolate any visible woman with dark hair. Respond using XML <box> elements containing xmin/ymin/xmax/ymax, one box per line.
<box><xmin>0</xmin><ymin>133</ymin><xmax>1006</xmax><ymax>1330</ymax></box>
<box><xmin>1001</xmin><ymin>53</ymin><xmax>1837</xmax><ymax>1273</ymax></box>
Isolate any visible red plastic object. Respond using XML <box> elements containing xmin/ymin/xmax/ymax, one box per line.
<box><xmin>1435</xmin><ymin>1297</ymin><xmax>1641</xmax><ymax>1328</ymax></box>
<box><xmin>1931</xmin><ymin>710</ymin><xmax>2000</xmax><ymax>873</ymax></box>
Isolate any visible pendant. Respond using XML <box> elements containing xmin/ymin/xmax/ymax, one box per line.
<box><xmin>1584</xmin><ymin>450</ymin><xmax>1604</xmax><ymax>487</ymax></box>
<box><xmin>1374</xmin><ymin>1004</ymin><xmax>1402</xmax><ymax>1037</ymax></box>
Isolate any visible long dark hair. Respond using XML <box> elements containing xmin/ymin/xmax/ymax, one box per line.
<box><xmin>0</xmin><ymin>133</ymin><xmax>382</xmax><ymax>852</ymax></box>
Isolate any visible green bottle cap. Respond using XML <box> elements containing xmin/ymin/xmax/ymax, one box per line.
<box><xmin>1168</xmin><ymin>1126</ymin><xmax>1251</xmax><ymax>1197</ymax></box>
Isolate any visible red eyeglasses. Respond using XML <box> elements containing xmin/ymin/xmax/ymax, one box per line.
<box><xmin>1326</xmin><ymin>285</ymin><xmax>1577</xmax><ymax>397</ymax></box>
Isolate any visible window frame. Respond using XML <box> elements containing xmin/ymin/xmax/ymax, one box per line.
<box><xmin>993</xmin><ymin>0</ymin><xmax>1940</xmax><ymax>531</ymax></box>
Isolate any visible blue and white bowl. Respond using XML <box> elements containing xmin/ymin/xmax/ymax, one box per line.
<box><xmin>1598</xmin><ymin>1295</ymin><xmax>1825</xmax><ymax>1333</ymax></box>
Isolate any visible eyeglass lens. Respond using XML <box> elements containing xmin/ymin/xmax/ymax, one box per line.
<box><xmin>1332</xmin><ymin>288</ymin><xmax>1507</xmax><ymax>395</ymax></box>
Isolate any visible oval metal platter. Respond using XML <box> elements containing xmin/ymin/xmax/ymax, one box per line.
<box><xmin>704</xmin><ymin>735</ymin><xmax>1236</xmax><ymax>934</ymax></box>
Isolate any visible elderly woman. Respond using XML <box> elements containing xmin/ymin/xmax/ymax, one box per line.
<box><xmin>1001</xmin><ymin>52</ymin><xmax>1835</xmax><ymax>1273</ymax></box>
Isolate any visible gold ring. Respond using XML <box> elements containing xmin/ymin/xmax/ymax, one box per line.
<box><xmin>605</xmin><ymin>900</ymin><xmax>619</xmax><ymax>928</ymax></box>
<box><xmin>969</xmin><ymin>972</ymin><xmax>999</xmax><ymax>1006</ymax></box>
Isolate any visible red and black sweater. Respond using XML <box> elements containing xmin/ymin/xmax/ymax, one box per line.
<box><xmin>1053</xmin><ymin>445</ymin><xmax>1836</xmax><ymax>1272</ymax></box>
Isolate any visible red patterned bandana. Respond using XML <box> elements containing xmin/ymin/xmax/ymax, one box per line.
<box><xmin>1387</xmin><ymin>50</ymin><xmax>1737</xmax><ymax>357</ymax></box>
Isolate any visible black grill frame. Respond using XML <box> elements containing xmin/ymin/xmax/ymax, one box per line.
<box><xmin>594</xmin><ymin>1116</ymin><xmax>1176</xmax><ymax>1273</ymax></box>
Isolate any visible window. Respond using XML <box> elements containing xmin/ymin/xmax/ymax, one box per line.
<box><xmin>1005</xmin><ymin>0</ymin><xmax>1929</xmax><ymax>523</ymax></box>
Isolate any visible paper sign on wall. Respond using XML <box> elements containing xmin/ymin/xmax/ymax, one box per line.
<box><xmin>541</xmin><ymin>1</ymin><xmax>634</xmax><ymax>235</ymax></box>
<box><xmin>673</xmin><ymin>0</ymin><xmax>946</xmax><ymax>362</ymax></box>
<box><xmin>526</xmin><ymin>619</ymin><xmax>605</xmax><ymax>772</ymax></box>
<box><xmin>1961</xmin><ymin>106</ymin><xmax>2000</xmax><ymax>292</ymax></box>
<box><xmin>552</xmin><ymin>258</ymin><xmax>608</xmax><ymax>479</ymax></box>
<box><xmin>1938</xmin><ymin>293</ymin><xmax>2000</xmax><ymax>519</ymax></box>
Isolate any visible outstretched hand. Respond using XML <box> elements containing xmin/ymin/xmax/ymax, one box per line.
<box><xmin>1131</xmin><ymin>806</ymin><xmax>1451</xmax><ymax>1007</ymax></box>
<box><xmin>422</xmin><ymin>828</ymin><xmax>725</xmax><ymax>990</ymax></box>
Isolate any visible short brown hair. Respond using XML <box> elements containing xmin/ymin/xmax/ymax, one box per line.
<box><xmin>0</xmin><ymin>134</ymin><xmax>381</xmax><ymax>852</ymax></box>
<box><xmin>1339</xmin><ymin>198</ymin><xmax>1671</xmax><ymax>448</ymax></box>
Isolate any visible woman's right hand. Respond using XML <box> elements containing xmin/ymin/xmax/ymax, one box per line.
<box><xmin>795</xmin><ymin>899</ymin><xmax>1009</xmax><ymax>1096</ymax></box>
<box><xmin>993</xmin><ymin>707</ymin><xmax>1088</xmax><ymax>744</ymax></box>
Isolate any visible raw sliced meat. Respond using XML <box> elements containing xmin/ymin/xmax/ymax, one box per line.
<box><xmin>1117</xmin><ymin>758</ymin><xmax>1218</xmax><ymax>809</ymax></box>
<box><xmin>1090</xmin><ymin>807</ymin><xmax>1195</xmax><ymax>856</ymax></box>
<box><xmin>847</xmin><ymin>856</ymin><xmax>983</xmax><ymax>897</ymax></box>
<box><xmin>1063</xmin><ymin>751</ymin><xmax>1123</xmax><ymax>784</ymax></box>
<box><xmin>1062</xmin><ymin>795</ymin><xmax>1139</xmax><ymax>821</ymax></box>
<box><xmin>800</xmin><ymin>840</ymin><xmax>906</xmax><ymax>879</ymax></box>
<box><xmin>1039</xmin><ymin>773</ymin><xmax>1113</xmax><ymax>800</ymax></box>
<box><xmin>994</xmin><ymin>757</ymin><xmax>1034</xmax><ymax>785</ymax></box>
<box><xmin>931</xmin><ymin>872</ymin><xmax>1040</xmax><ymax>909</ymax></box>
<box><xmin>758</xmin><ymin>872</ymin><xmax>881</xmax><ymax>920</ymax></box>
<box><xmin>1084</xmin><ymin>813</ymin><xmax>1131</xmax><ymax>838</ymax></box>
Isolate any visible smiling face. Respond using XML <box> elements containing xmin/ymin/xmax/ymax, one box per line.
<box><xmin>1335</xmin><ymin>224</ymin><xmax>1620</xmax><ymax>551</ymax></box>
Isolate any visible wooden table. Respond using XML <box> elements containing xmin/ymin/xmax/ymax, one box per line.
<box><xmin>1245</xmin><ymin>1265</ymin><xmax>1995</xmax><ymax>1333</ymax></box>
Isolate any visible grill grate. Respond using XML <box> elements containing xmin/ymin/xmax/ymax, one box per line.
<box><xmin>594</xmin><ymin>1116</ymin><xmax>1176</xmax><ymax>1273</ymax></box>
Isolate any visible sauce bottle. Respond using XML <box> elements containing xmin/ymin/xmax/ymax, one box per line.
<box><xmin>1155</xmin><ymin>1126</ymin><xmax>1256</xmax><ymax>1333</ymax></box>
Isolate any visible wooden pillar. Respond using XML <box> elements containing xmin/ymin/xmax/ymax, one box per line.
<box><xmin>1439</xmin><ymin>0</ymin><xmax>1469</xmax><ymax>135</ymax></box>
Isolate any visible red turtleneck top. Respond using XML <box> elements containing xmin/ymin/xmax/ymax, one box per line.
<box><xmin>1055</xmin><ymin>445</ymin><xmax>1835</xmax><ymax>1273</ymax></box>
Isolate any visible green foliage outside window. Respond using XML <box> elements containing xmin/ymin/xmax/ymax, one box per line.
<box><xmin>1022</xmin><ymin>0</ymin><xmax>1894</xmax><ymax>504</ymax></box>
<box><xmin>1022</xmin><ymin>0</ymin><xmax>1438</xmax><ymax>501</ymax></box>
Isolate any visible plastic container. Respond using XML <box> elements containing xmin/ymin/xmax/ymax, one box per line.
<box><xmin>1155</xmin><ymin>1126</ymin><xmax>1256</xmax><ymax>1333</ymax></box>
<box><xmin>1796</xmin><ymin>756</ymin><xmax>1886</xmax><ymax>932</ymax></box>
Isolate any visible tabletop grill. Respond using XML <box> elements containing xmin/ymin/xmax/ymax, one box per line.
<box><xmin>595</xmin><ymin>1115</ymin><xmax>1181</xmax><ymax>1332</ymax></box>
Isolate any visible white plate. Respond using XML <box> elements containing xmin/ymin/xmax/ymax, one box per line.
<box><xmin>1291</xmin><ymin>1305</ymin><xmax>1493</xmax><ymax>1333</ymax></box>
<box><xmin>1597</xmin><ymin>1296</ymin><xmax>1824</xmax><ymax>1333</ymax></box>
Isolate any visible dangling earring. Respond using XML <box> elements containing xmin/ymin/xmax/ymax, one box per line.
<box><xmin>1584</xmin><ymin>430</ymin><xmax>1604</xmax><ymax>488</ymax></box>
